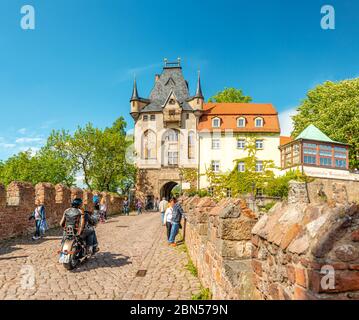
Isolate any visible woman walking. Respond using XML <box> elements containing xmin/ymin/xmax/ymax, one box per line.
<box><xmin>100</xmin><ymin>197</ymin><xmax>108</xmax><ymax>222</ymax></box>
<box><xmin>136</xmin><ymin>199</ymin><xmax>143</xmax><ymax>215</ymax></box>
<box><xmin>163</xmin><ymin>199</ymin><xmax>174</xmax><ymax>242</ymax></box>
<box><xmin>123</xmin><ymin>197</ymin><xmax>130</xmax><ymax>216</ymax></box>
<box><xmin>29</xmin><ymin>200</ymin><xmax>48</xmax><ymax>240</ymax></box>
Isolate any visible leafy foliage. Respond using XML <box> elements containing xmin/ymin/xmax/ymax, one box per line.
<box><xmin>264</xmin><ymin>169</ymin><xmax>310</xmax><ymax>198</ymax></box>
<box><xmin>292</xmin><ymin>78</ymin><xmax>359</xmax><ymax>169</ymax></box>
<box><xmin>208</xmin><ymin>87</ymin><xmax>252</xmax><ymax>103</ymax></box>
<box><xmin>0</xmin><ymin>148</ymin><xmax>75</xmax><ymax>187</ymax></box>
<box><xmin>48</xmin><ymin>117</ymin><xmax>136</xmax><ymax>192</ymax></box>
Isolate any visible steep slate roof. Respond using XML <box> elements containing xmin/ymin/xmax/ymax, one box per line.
<box><xmin>198</xmin><ymin>103</ymin><xmax>280</xmax><ymax>133</ymax></box>
<box><xmin>139</xmin><ymin>66</ymin><xmax>193</xmax><ymax>113</ymax></box>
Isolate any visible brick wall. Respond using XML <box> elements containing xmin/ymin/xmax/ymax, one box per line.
<box><xmin>181</xmin><ymin>196</ymin><xmax>259</xmax><ymax>299</ymax></box>
<box><xmin>0</xmin><ymin>182</ymin><xmax>123</xmax><ymax>240</ymax></box>
<box><xmin>252</xmin><ymin>181</ymin><xmax>359</xmax><ymax>300</ymax></box>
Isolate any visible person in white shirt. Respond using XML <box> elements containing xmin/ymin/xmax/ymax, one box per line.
<box><xmin>163</xmin><ymin>200</ymin><xmax>174</xmax><ymax>241</ymax></box>
<box><xmin>159</xmin><ymin>197</ymin><xmax>168</xmax><ymax>224</ymax></box>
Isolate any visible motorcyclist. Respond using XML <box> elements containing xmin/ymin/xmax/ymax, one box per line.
<box><xmin>60</xmin><ymin>198</ymin><xmax>85</xmax><ymax>238</ymax></box>
<box><xmin>59</xmin><ymin>198</ymin><xmax>99</xmax><ymax>255</ymax></box>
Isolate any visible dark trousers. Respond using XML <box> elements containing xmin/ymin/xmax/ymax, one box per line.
<box><xmin>166</xmin><ymin>222</ymin><xmax>172</xmax><ymax>241</ymax></box>
<box><xmin>34</xmin><ymin>220</ymin><xmax>41</xmax><ymax>237</ymax></box>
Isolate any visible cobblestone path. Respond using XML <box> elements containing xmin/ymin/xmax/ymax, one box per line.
<box><xmin>0</xmin><ymin>213</ymin><xmax>201</xmax><ymax>300</ymax></box>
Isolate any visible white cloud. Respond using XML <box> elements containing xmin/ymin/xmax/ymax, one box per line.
<box><xmin>279</xmin><ymin>107</ymin><xmax>297</xmax><ymax>136</ymax></box>
<box><xmin>18</xmin><ymin>128</ymin><xmax>27</xmax><ymax>134</ymax></box>
<box><xmin>0</xmin><ymin>143</ymin><xmax>16</xmax><ymax>149</ymax></box>
<box><xmin>15</xmin><ymin>137</ymin><xmax>44</xmax><ymax>144</ymax></box>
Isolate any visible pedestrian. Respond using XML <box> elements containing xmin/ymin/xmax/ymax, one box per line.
<box><xmin>163</xmin><ymin>200</ymin><xmax>174</xmax><ymax>241</ymax></box>
<box><xmin>136</xmin><ymin>199</ymin><xmax>143</xmax><ymax>215</ymax></box>
<box><xmin>100</xmin><ymin>197</ymin><xmax>108</xmax><ymax>221</ymax></box>
<box><xmin>29</xmin><ymin>199</ymin><xmax>48</xmax><ymax>241</ymax></box>
<box><xmin>123</xmin><ymin>196</ymin><xmax>130</xmax><ymax>216</ymax></box>
<box><xmin>159</xmin><ymin>197</ymin><xmax>168</xmax><ymax>225</ymax></box>
<box><xmin>168</xmin><ymin>197</ymin><xmax>186</xmax><ymax>247</ymax></box>
<box><xmin>93</xmin><ymin>193</ymin><xmax>100</xmax><ymax>206</ymax></box>
<box><xmin>154</xmin><ymin>197</ymin><xmax>160</xmax><ymax>211</ymax></box>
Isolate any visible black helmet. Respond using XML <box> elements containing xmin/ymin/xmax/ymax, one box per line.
<box><xmin>71</xmin><ymin>198</ymin><xmax>83</xmax><ymax>208</ymax></box>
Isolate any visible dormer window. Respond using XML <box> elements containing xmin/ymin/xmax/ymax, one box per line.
<box><xmin>237</xmin><ymin>117</ymin><xmax>246</xmax><ymax>128</ymax></box>
<box><xmin>255</xmin><ymin>117</ymin><xmax>264</xmax><ymax>127</ymax></box>
<box><xmin>212</xmin><ymin>117</ymin><xmax>221</xmax><ymax>128</ymax></box>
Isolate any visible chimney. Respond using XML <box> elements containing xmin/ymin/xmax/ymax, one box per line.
<box><xmin>155</xmin><ymin>74</ymin><xmax>160</xmax><ymax>82</ymax></box>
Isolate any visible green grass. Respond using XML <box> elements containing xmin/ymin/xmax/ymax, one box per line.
<box><xmin>186</xmin><ymin>258</ymin><xmax>198</xmax><ymax>277</ymax></box>
<box><xmin>191</xmin><ymin>288</ymin><xmax>212</xmax><ymax>300</ymax></box>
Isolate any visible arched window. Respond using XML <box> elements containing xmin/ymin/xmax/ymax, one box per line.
<box><xmin>188</xmin><ymin>131</ymin><xmax>195</xmax><ymax>159</ymax></box>
<box><xmin>142</xmin><ymin>130</ymin><xmax>157</xmax><ymax>159</ymax></box>
<box><xmin>237</xmin><ymin>117</ymin><xmax>246</xmax><ymax>128</ymax></box>
<box><xmin>212</xmin><ymin>117</ymin><xmax>221</xmax><ymax>128</ymax></box>
<box><xmin>255</xmin><ymin>117</ymin><xmax>264</xmax><ymax>127</ymax></box>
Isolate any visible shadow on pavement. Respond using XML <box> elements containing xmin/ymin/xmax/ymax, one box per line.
<box><xmin>0</xmin><ymin>227</ymin><xmax>63</xmax><ymax>256</ymax></box>
<box><xmin>73</xmin><ymin>252</ymin><xmax>131</xmax><ymax>272</ymax></box>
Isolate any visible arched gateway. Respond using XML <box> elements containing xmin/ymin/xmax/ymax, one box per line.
<box><xmin>160</xmin><ymin>181</ymin><xmax>178</xmax><ymax>200</ymax></box>
<box><xmin>130</xmin><ymin>59</ymin><xmax>203</xmax><ymax>201</ymax></box>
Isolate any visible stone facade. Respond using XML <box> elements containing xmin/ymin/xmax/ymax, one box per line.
<box><xmin>0</xmin><ymin>182</ymin><xmax>123</xmax><ymax>240</ymax></box>
<box><xmin>181</xmin><ymin>196</ymin><xmax>259</xmax><ymax>299</ymax></box>
<box><xmin>131</xmin><ymin>60</ymin><xmax>203</xmax><ymax>201</ymax></box>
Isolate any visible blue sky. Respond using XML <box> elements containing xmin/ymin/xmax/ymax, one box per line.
<box><xmin>1</xmin><ymin>0</ymin><xmax>359</xmax><ymax>160</ymax></box>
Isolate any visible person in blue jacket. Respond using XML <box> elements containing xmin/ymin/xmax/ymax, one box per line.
<box><xmin>29</xmin><ymin>199</ymin><xmax>48</xmax><ymax>240</ymax></box>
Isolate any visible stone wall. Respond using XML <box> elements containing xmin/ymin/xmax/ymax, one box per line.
<box><xmin>181</xmin><ymin>196</ymin><xmax>259</xmax><ymax>299</ymax></box>
<box><xmin>307</xmin><ymin>177</ymin><xmax>359</xmax><ymax>204</ymax></box>
<box><xmin>252</xmin><ymin>181</ymin><xmax>359</xmax><ymax>300</ymax></box>
<box><xmin>0</xmin><ymin>182</ymin><xmax>123</xmax><ymax>240</ymax></box>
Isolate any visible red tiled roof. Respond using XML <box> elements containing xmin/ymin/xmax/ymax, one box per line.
<box><xmin>280</xmin><ymin>136</ymin><xmax>293</xmax><ymax>146</ymax></box>
<box><xmin>198</xmin><ymin>103</ymin><xmax>280</xmax><ymax>133</ymax></box>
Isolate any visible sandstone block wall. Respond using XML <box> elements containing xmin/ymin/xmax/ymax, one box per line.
<box><xmin>0</xmin><ymin>182</ymin><xmax>123</xmax><ymax>240</ymax></box>
<box><xmin>181</xmin><ymin>196</ymin><xmax>259</xmax><ymax>299</ymax></box>
<box><xmin>307</xmin><ymin>177</ymin><xmax>359</xmax><ymax>204</ymax></box>
<box><xmin>252</xmin><ymin>181</ymin><xmax>359</xmax><ymax>300</ymax></box>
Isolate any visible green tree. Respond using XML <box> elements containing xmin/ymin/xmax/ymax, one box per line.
<box><xmin>292</xmin><ymin>78</ymin><xmax>359</xmax><ymax>169</ymax></box>
<box><xmin>0</xmin><ymin>149</ymin><xmax>75</xmax><ymax>187</ymax></box>
<box><xmin>208</xmin><ymin>87</ymin><xmax>252</xmax><ymax>103</ymax></box>
<box><xmin>48</xmin><ymin>117</ymin><xmax>135</xmax><ymax>192</ymax></box>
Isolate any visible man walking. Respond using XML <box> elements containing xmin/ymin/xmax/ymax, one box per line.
<box><xmin>158</xmin><ymin>197</ymin><xmax>168</xmax><ymax>224</ymax></box>
<box><xmin>168</xmin><ymin>198</ymin><xmax>186</xmax><ymax>247</ymax></box>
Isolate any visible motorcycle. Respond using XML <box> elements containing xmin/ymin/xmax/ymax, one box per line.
<box><xmin>58</xmin><ymin>225</ymin><xmax>88</xmax><ymax>270</ymax></box>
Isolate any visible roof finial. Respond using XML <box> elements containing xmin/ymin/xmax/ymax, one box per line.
<box><xmin>130</xmin><ymin>75</ymin><xmax>139</xmax><ymax>101</ymax></box>
<box><xmin>195</xmin><ymin>70</ymin><xmax>204</xmax><ymax>99</ymax></box>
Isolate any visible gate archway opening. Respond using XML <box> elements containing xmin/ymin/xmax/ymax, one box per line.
<box><xmin>160</xmin><ymin>181</ymin><xmax>178</xmax><ymax>200</ymax></box>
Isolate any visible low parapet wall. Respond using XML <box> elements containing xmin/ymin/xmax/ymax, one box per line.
<box><xmin>182</xmin><ymin>179</ymin><xmax>359</xmax><ymax>300</ymax></box>
<box><xmin>0</xmin><ymin>182</ymin><xmax>123</xmax><ymax>240</ymax></box>
<box><xmin>181</xmin><ymin>196</ymin><xmax>259</xmax><ymax>299</ymax></box>
<box><xmin>252</xmin><ymin>181</ymin><xmax>359</xmax><ymax>300</ymax></box>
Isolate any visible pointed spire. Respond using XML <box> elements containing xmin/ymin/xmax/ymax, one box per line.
<box><xmin>130</xmin><ymin>76</ymin><xmax>139</xmax><ymax>101</ymax></box>
<box><xmin>195</xmin><ymin>70</ymin><xmax>204</xmax><ymax>99</ymax></box>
